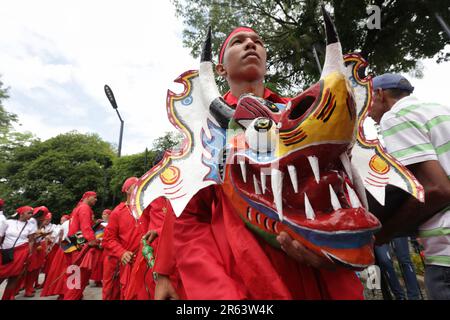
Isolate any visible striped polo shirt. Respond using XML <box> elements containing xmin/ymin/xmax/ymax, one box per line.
<box><xmin>380</xmin><ymin>95</ymin><xmax>450</xmax><ymax>267</ymax></box>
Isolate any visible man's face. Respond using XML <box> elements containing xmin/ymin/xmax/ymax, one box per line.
<box><xmin>87</xmin><ymin>195</ymin><xmax>98</xmax><ymax>207</ymax></box>
<box><xmin>102</xmin><ymin>213</ymin><xmax>109</xmax><ymax>222</ymax></box>
<box><xmin>220</xmin><ymin>31</ymin><xmax>267</xmax><ymax>82</ymax></box>
<box><xmin>369</xmin><ymin>88</ymin><xmax>387</xmax><ymax>123</ymax></box>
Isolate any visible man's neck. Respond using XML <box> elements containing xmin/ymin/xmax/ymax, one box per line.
<box><xmin>229</xmin><ymin>80</ymin><xmax>265</xmax><ymax>99</ymax></box>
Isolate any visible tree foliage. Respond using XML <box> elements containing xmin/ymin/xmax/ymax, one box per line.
<box><xmin>172</xmin><ymin>0</ymin><xmax>450</xmax><ymax>94</ymax></box>
<box><xmin>2</xmin><ymin>132</ymin><xmax>116</xmax><ymax>221</ymax></box>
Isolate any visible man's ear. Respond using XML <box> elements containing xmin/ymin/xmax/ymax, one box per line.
<box><xmin>215</xmin><ymin>63</ymin><xmax>227</xmax><ymax>78</ymax></box>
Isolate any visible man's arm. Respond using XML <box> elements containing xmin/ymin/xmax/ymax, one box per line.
<box><xmin>375</xmin><ymin>160</ymin><xmax>450</xmax><ymax>244</ymax></box>
<box><xmin>78</xmin><ymin>206</ymin><xmax>95</xmax><ymax>242</ymax></box>
<box><xmin>102</xmin><ymin>211</ymin><xmax>127</xmax><ymax>260</ymax></box>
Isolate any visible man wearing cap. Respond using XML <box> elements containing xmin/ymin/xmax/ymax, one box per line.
<box><xmin>172</xmin><ymin>26</ymin><xmax>364</xmax><ymax>299</ymax></box>
<box><xmin>102</xmin><ymin>177</ymin><xmax>142</xmax><ymax>299</ymax></box>
<box><xmin>63</xmin><ymin>191</ymin><xmax>101</xmax><ymax>300</ymax></box>
<box><xmin>370</xmin><ymin>73</ymin><xmax>450</xmax><ymax>299</ymax></box>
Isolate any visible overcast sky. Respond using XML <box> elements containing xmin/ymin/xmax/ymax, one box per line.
<box><xmin>1</xmin><ymin>0</ymin><xmax>449</xmax><ymax>155</ymax></box>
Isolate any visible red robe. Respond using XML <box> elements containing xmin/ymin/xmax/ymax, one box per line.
<box><xmin>40</xmin><ymin>245</ymin><xmax>68</xmax><ymax>297</ymax></box>
<box><xmin>102</xmin><ymin>202</ymin><xmax>142</xmax><ymax>299</ymax></box>
<box><xmin>63</xmin><ymin>202</ymin><xmax>101</xmax><ymax>300</ymax></box>
<box><xmin>123</xmin><ymin>197</ymin><xmax>183</xmax><ymax>300</ymax></box>
<box><xmin>172</xmin><ymin>90</ymin><xmax>364</xmax><ymax>300</ymax></box>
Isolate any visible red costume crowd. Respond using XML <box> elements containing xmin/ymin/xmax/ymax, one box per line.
<box><xmin>0</xmin><ymin>26</ymin><xmax>367</xmax><ymax>300</ymax></box>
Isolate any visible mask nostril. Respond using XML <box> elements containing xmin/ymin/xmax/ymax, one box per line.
<box><xmin>288</xmin><ymin>96</ymin><xmax>315</xmax><ymax>120</ymax></box>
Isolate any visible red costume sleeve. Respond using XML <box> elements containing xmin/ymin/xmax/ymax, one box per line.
<box><xmin>173</xmin><ymin>186</ymin><xmax>247</xmax><ymax>299</ymax></box>
<box><xmin>103</xmin><ymin>205</ymin><xmax>127</xmax><ymax>260</ymax></box>
<box><xmin>153</xmin><ymin>205</ymin><xmax>176</xmax><ymax>276</ymax></box>
<box><xmin>78</xmin><ymin>204</ymin><xmax>95</xmax><ymax>241</ymax></box>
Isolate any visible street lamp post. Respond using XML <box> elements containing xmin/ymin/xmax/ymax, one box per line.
<box><xmin>104</xmin><ymin>84</ymin><xmax>124</xmax><ymax>157</ymax></box>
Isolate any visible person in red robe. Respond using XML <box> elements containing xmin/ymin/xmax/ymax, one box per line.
<box><xmin>63</xmin><ymin>191</ymin><xmax>102</xmax><ymax>300</ymax></box>
<box><xmin>40</xmin><ymin>214</ymin><xmax>71</xmax><ymax>299</ymax></box>
<box><xmin>152</xmin><ymin>204</ymin><xmax>186</xmax><ymax>300</ymax></box>
<box><xmin>0</xmin><ymin>206</ymin><xmax>36</xmax><ymax>300</ymax></box>
<box><xmin>172</xmin><ymin>27</ymin><xmax>364</xmax><ymax>300</ymax></box>
<box><xmin>100</xmin><ymin>208</ymin><xmax>121</xmax><ymax>300</ymax></box>
<box><xmin>22</xmin><ymin>206</ymin><xmax>49</xmax><ymax>297</ymax></box>
<box><xmin>102</xmin><ymin>177</ymin><xmax>142</xmax><ymax>300</ymax></box>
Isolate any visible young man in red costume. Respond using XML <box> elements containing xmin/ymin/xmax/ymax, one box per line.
<box><xmin>63</xmin><ymin>191</ymin><xmax>101</xmax><ymax>300</ymax></box>
<box><xmin>102</xmin><ymin>177</ymin><xmax>142</xmax><ymax>300</ymax></box>
<box><xmin>172</xmin><ymin>27</ymin><xmax>364</xmax><ymax>300</ymax></box>
<box><xmin>101</xmin><ymin>208</ymin><xmax>121</xmax><ymax>300</ymax></box>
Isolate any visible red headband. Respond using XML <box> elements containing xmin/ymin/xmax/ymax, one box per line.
<box><xmin>102</xmin><ymin>209</ymin><xmax>112</xmax><ymax>216</ymax></box>
<box><xmin>81</xmin><ymin>191</ymin><xmax>97</xmax><ymax>200</ymax></box>
<box><xmin>33</xmin><ymin>206</ymin><xmax>49</xmax><ymax>216</ymax></box>
<box><xmin>0</xmin><ymin>199</ymin><xmax>4</xmax><ymax>206</ymax></box>
<box><xmin>219</xmin><ymin>26</ymin><xmax>256</xmax><ymax>64</ymax></box>
<box><xmin>16</xmin><ymin>206</ymin><xmax>33</xmax><ymax>215</ymax></box>
<box><xmin>121</xmin><ymin>177</ymin><xmax>138</xmax><ymax>193</ymax></box>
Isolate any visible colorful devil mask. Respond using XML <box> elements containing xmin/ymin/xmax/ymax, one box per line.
<box><xmin>131</xmin><ymin>6</ymin><xmax>423</xmax><ymax>269</ymax></box>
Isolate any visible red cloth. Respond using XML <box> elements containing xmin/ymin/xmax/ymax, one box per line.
<box><xmin>222</xmin><ymin>87</ymin><xmax>289</xmax><ymax>107</ymax></box>
<box><xmin>174</xmin><ymin>185</ymin><xmax>364</xmax><ymax>300</ymax></box>
<box><xmin>27</xmin><ymin>242</ymin><xmax>46</xmax><ymax>272</ymax></box>
<box><xmin>102</xmin><ymin>202</ymin><xmax>142</xmax><ymax>298</ymax></box>
<box><xmin>90</xmin><ymin>249</ymin><xmax>104</xmax><ymax>282</ymax></box>
<box><xmin>40</xmin><ymin>245</ymin><xmax>68</xmax><ymax>297</ymax></box>
<box><xmin>102</xmin><ymin>255</ymin><xmax>120</xmax><ymax>300</ymax></box>
<box><xmin>0</xmin><ymin>243</ymin><xmax>29</xmax><ymax>278</ymax></box>
<box><xmin>153</xmin><ymin>203</ymin><xmax>185</xmax><ymax>299</ymax></box>
<box><xmin>68</xmin><ymin>202</ymin><xmax>95</xmax><ymax>241</ymax></box>
<box><xmin>124</xmin><ymin>197</ymin><xmax>180</xmax><ymax>300</ymax></box>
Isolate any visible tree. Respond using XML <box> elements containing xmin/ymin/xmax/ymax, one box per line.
<box><xmin>152</xmin><ymin>131</ymin><xmax>184</xmax><ymax>153</ymax></box>
<box><xmin>172</xmin><ymin>0</ymin><xmax>450</xmax><ymax>94</ymax></box>
<box><xmin>2</xmin><ymin>131</ymin><xmax>116</xmax><ymax>221</ymax></box>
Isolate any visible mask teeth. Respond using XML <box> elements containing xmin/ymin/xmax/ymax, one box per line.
<box><xmin>260</xmin><ymin>169</ymin><xmax>267</xmax><ymax>194</ymax></box>
<box><xmin>346</xmin><ymin>182</ymin><xmax>362</xmax><ymax>208</ymax></box>
<box><xmin>339</xmin><ymin>153</ymin><xmax>353</xmax><ymax>183</ymax></box>
<box><xmin>253</xmin><ymin>175</ymin><xmax>262</xmax><ymax>195</ymax></box>
<box><xmin>304</xmin><ymin>193</ymin><xmax>316</xmax><ymax>220</ymax></box>
<box><xmin>307</xmin><ymin>156</ymin><xmax>320</xmax><ymax>184</ymax></box>
<box><xmin>287</xmin><ymin>165</ymin><xmax>299</xmax><ymax>193</ymax></box>
<box><xmin>239</xmin><ymin>160</ymin><xmax>247</xmax><ymax>183</ymax></box>
<box><xmin>271</xmin><ymin>168</ymin><xmax>284</xmax><ymax>221</ymax></box>
<box><xmin>329</xmin><ymin>184</ymin><xmax>342</xmax><ymax>211</ymax></box>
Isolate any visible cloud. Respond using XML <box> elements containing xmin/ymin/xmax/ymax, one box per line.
<box><xmin>1</xmin><ymin>1</ymin><xmax>450</xmax><ymax>157</ymax></box>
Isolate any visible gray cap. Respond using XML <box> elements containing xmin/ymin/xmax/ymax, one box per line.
<box><xmin>373</xmin><ymin>73</ymin><xmax>414</xmax><ymax>93</ymax></box>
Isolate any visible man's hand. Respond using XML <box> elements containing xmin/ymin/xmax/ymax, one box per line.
<box><xmin>142</xmin><ymin>230</ymin><xmax>158</xmax><ymax>244</ymax></box>
<box><xmin>87</xmin><ymin>239</ymin><xmax>99</xmax><ymax>247</ymax></box>
<box><xmin>154</xmin><ymin>274</ymin><xmax>179</xmax><ymax>300</ymax></box>
<box><xmin>121</xmin><ymin>251</ymin><xmax>134</xmax><ymax>265</ymax></box>
<box><xmin>277</xmin><ymin>231</ymin><xmax>336</xmax><ymax>270</ymax></box>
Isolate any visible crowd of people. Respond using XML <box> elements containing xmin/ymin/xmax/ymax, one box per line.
<box><xmin>0</xmin><ymin>21</ymin><xmax>449</xmax><ymax>300</ymax></box>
